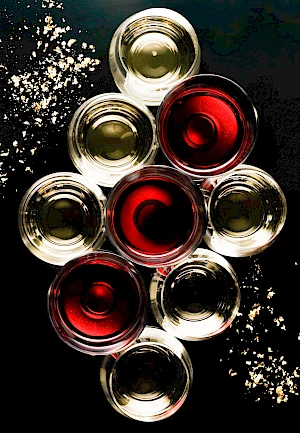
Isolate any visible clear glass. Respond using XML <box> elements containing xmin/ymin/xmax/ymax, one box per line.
<box><xmin>105</xmin><ymin>165</ymin><xmax>207</xmax><ymax>267</ymax></box>
<box><xmin>150</xmin><ymin>248</ymin><xmax>240</xmax><ymax>341</ymax></box>
<box><xmin>157</xmin><ymin>74</ymin><xmax>259</xmax><ymax>178</ymax></box>
<box><xmin>68</xmin><ymin>93</ymin><xmax>158</xmax><ymax>188</ymax></box>
<box><xmin>47</xmin><ymin>251</ymin><xmax>147</xmax><ymax>355</ymax></box>
<box><xmin>18</xmin><ymin>172</ymin><xmax>106</xmax><ymax>265</ymax></box>
<box><xmin>202</xmin><ymin>165</ymin><xmax>287</xmax><ymax>257</ymax></box>
<box><xmin>100</xmin><ymin>326</ymin><xmax>193</xmax><ymax>422</ymax></box>
<box><xmin>109</xmin><ymin>8</ymin><xmax>201</xmax><ymax>106</ymax></box>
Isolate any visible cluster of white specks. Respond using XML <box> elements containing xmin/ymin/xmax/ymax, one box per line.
<box><xmin>0</xmin><ymin>0</ymin><xmax>101</xmax><ymax>197</ymax></box>
<box><xmin>221</xmin><ymin>257</ymin><xmax>299</xmax><ymax>405</ymax></box>
<box><xmin>42</xmin><ymin>0</ymin><xmax>63</xmax><ymax>8</ymax></box>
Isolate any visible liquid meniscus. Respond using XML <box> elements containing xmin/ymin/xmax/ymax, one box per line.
<box><xmin>40</xmin><ymin>197</ymin><xmax>86</xmax><ymax>241</ymax></box>
<box><xmin>86</xmin><ymin>119</ymin><xmax>137</xmax><ymax>161</ymax></box>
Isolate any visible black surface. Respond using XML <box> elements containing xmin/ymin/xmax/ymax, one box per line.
<box><xmin>2</xmin><ymin>0</ymin><xmax>299</xmax><ymax>429</ymax></box>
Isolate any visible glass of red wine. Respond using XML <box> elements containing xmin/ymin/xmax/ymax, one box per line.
<box><xmin>157</xmin><ymin>74</ymin><xmax>258</xmax><ymax>179</ymax></box>
<box><xmin>202</xmin><ymin>164</ymin><xmax>287</xmax><ymax>257</ymax></box>
<box><xmin>150</xmin><ymin>248</ymin><xmax>240</xmax><ymax>341</ymax></box>
<box><xmin>105</xmin><ymin>165</ymin><xmax>207</xmax><ymax>267</ymax></box>
<box><xmin>100</xmin><ymin>326</ymin><xmax>193</xmax><ymax>421</ymax></box>
<box><xmin>47</xmin><ymin>251</ymin><xmax>147</xmax><ymax>355</ymax></box>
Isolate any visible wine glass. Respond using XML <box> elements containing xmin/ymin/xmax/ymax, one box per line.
<box><xmin>18</xmin><ymin>172</ymin><xmax>106</xmax><ymax>265</ymax></box>
<box><xmin>150</xmin><ymin>248</ymin><xmax>240</xmax><ymax>340</ymax></box>
<box><xmin>68</xmin><ymin>93</ymin><xmax>158</xmax><ymax>188</ymax></box>
<box><xmin>109</xmin><ymin>8</ymin><xmax>201</xmax><ymax>106</ymax></box>
<box><xmin>100</xmin><ymin>326</ymin><xmax>193</xmax><ymax>421</ymax></box>
<box><xmin>202</xmin><ymin>164</ymin><xmax>287</xmax><ymax>257</ymax></box>
<box><xmin>47</xmin><ymin>251</ymin><xmax>147</xmax><ymax>355</ymax></box>
<box><xmin>157</xmin><ymin>74</ymin><xmax>259</xmax><ymax>179</ymax></box>
<box><xmin>105</xmin><ymin>165</ymin><xmax>207</xmax><ymax>267</ymax></box>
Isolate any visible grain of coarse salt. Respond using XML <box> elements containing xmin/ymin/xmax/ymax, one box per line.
<box><xmin>0</xmin><ymin>0</ymin><xmax>101</xmax><ymax>197</ymax></box>
<box><xmin>220</xmin><ymin>257</ymin><xmax>299</xmax><ymax>406</ymax></box>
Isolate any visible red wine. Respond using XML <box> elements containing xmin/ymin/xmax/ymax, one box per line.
<box><xmin>106</xmin><ymin>165</ymin><xmax>207</xmax><ymax>267</ymax></box>
<box><xmin>48</xmin><ymin>251</ymin><xmax>147</xmax><ymax>355</ymax></box>
<box><xmin>157</xmin><ymin>74</ymin><xmax>258</xmax><ymax>178</ymax></box>
<box><xmin>115</xmin><ymin>181</ymin><xmax>194</xmax><ymax>253</ymax></box>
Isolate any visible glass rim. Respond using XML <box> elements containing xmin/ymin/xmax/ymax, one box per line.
<box><xmin>67</xmin><ymin>93</ymin><xmax>158</xmax><ymax>187</ymax></box>
<box><xmin>100</xmin><ymin>325</ymin><xmax>193</xmax><ymax>421</ymax></box>
<box><xmin>150</xmin><ymin>248</ymin><xmax>241</xmax><ymax>340</ymax></box>
<box><xmin>47</xmin><ymin>250</ymin><xmax>148</xmax><ymax>355</ymax></box>
<box><xmin>105</xmin><ymin>165</ymin><xmax>207</xmax><ymax>267</ymax></box>
<box><xmin>109</xmin><ymin>8</ymin><xmax>201</xmax><ymax>106</ymax></box>
<box><xmin>157</xmin><ymin>73</ymin><xmax>259</xmax><ymax>178</ymax></box>
<box><xmin>18</xmin><ymin>171</ymin><xmax>107</xmax><ymax>265</ymax></box>
<box><xmin>204</xmin><ymin>164</ymin><xmax>287</xmax><ymax>257</ymax></box>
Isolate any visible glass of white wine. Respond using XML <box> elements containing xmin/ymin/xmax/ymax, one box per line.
<box><xmin>109</xmin><ymin>8</ymin><xmax>201</xmax><ymax>106</ymax></box>
<box><xmin>100</xmin><ymin>326</ymin><xmax>193</xmax><ymax>421</ymax></box>
<box><xmin>68</xmin><ymin>93</ymin><xmax>158</xmax><ymax>188</ymax></box>
<box><xmin>150</xmin><ymin>248</ymin><xmax>240</xmax><ymax>341</ymax></box>
<box><xmin>202</xmin><ymin>164</ymin><xmax>287</xmax><ymax>257</ymax></box>
<box><xmin>18</xmin><ymin>172</ymin><xmax>106</xmax><ymax>265</ymax></box>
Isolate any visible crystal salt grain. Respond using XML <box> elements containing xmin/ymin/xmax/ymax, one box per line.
<box><xmin>0</xmin><ymin>0</ymin><xmax>101</xmax><ymax>198</ymax></box>
<box><xmin>221</xmin><ymin>258</ymin><xmax>299</xmax><ymax>406</ymax></box>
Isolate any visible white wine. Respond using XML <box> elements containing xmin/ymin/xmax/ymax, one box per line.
<box><xmin>122</xmin><ymin>23</ymin><xmax>195</xmax><ymax>81</ymax></box>
<box><xmin>109</xmin><ymin>8</ymin><xmax>200</xmax><ymax>105</ymax></box>
<box><xmin>18</xmin><ymin>172</ymin><xmax>106</xmax><ymax>265</ymax></box>
<box><xmin>101</xmin><ymin>327</ymin><xmax>192</xmax><ymax>421</ymax></box>
<box><xmin>150</xmin><ymin>249</ymin><xmax>240</xmax><ymax>340</ymax></box>
<box><xmin>204</xmin><ymin>165</ymin><xmax>287</xmax><ymax>257</ymax></box>
<box><xmin>68</xmin><ymin>94</ymin><xmax>158</xmax><ymax>187</ymax></box>
<box><xmin>111</xmin><ymin>346</ymin><xmax>187</xmax><ymax>406</ymax></box>
<box><xmin>212</xmin><ymin>190</ymin><xmax>264</xmax><ymax>236</ymax></box>
<box><xmin>86</xmin><ymin>119</ymin><xmax>137</xmax><ymax>162</ymax></box>
<box><xmin>40</xmin><ymin>196</ymin><xmax>87</xmax><ymax>241</ymax></box>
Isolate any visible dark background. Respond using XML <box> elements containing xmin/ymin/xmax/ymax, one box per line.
<box><xmin>2</xmin><ymin>0</ymin><xmax>299</xmax><ymax>429</ymax></box>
